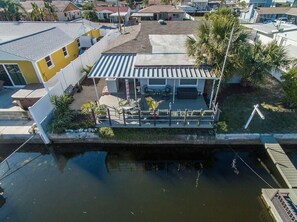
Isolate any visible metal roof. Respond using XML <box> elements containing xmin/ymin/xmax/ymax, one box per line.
<box><xmin>89</xmin><ymin>54</ymin><xmax>218</xmax><ymax>79</ymax></box>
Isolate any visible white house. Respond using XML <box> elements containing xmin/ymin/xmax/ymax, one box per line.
<box><xmin>95</xmin><ymin>6</ymin><xmax>131</xmax><ymax>23</ymax></box>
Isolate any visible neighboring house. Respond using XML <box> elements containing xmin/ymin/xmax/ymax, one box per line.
<box><xmin>132</xmin><ymin>5</ymin><xmax>185</xmax><ymax>21</ymax></box>
<box><xmin>0</xmin><ymin>21</ymin><xmax>100</xmax><ymax>87</ymax></box>
<box><xmin>244</xmin><ymin>0</ymin><xmax>273</xmax><ymax>7</ymax></box>
<box><xmin>95</xmin><ymin>6</ymin><xmax>131</xmax><ymax>23</ymax></box>
<box><xmin>21</xmin><ymin>1</ymin><xmax>82</xmax><ymax>21</ymax></box>
<box><xmin>89</xmin><ymin>21</ymin><xmax>218</xmax><ymax>104</ymax></box>
<box><xmin>240</xmin><ymin>6</ymin><xmax>297</xmax><ymax>23</ymax></box>
<box><xmin>244</xmin><ymin>22</ymin><xmax>297</xmax><ymax>79</ymax></box>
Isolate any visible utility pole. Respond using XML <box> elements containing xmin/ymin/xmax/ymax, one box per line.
<box><xmin>116</xmin><ymin>0</ymin><xmax>122</xmax><ymax>34</ymax></box>
<box><xmin>212</xmin><ymin>25</ymin><xmax>235</xmax><ymax>107</ymax></box>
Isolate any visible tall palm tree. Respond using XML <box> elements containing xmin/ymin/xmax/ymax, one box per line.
<box><xmin>186</xmin><ymin>8</ymin><xmax>248</xmax><ymax>80</ymax></box>
<box><xmin>240</xmin><ymin>41</ymin><xmax>289</xmax><ymax>85</ymax></box>
<box><xmin>30</xmin><ymin>3</ymin><xmax>45</xmax><ymax>21</ymax></box>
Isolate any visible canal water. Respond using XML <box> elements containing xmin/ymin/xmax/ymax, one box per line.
<box><xmin>0</xmin><ymin>144</ymin><xmax>289</xmax><ymax>222</ymax></box>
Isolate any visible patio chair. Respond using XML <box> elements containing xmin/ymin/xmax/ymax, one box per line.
<box><xmin>161</xmin><ymin>85</ymin><xmax>171</xmax><ymax>100</ymax></box>
<box><xmin>143</xmin><ymin>85</ymin><xmax>155</xmax><ymax>97</ymax></box>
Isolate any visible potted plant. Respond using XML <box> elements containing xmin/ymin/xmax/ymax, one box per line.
<box><xmin>145</xmin><ymin>97</ymin><xmax>163</xmax><ymax>118</ymax></box>
<box><xmin>95</xmin><ymin>104</ymin><xmax>108</xmax><ymax>119</ymax></box>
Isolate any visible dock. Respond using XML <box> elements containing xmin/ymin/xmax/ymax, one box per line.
<box><xmin>261</xmin><ymin>135</ymin><xmax>297</xmax><ymax>189</ymax></box>
<box><xmin>262</xmin><ymin>188</ymin><xmax>297</xmax><ymax>222</ymax></box>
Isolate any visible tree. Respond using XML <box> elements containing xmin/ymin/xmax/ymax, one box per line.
<box><xmin>186</xmin><ymin>8</ymin><xmax>248</xmax><ymax>80</ymax></box>
<box><xmin>0</xmin><ymin>0</ymin><xmax>26</xmax><ymax>21</ymax></box>
<box><xmin>44</xmin><ymin>2</ymin><xmax>58</xmax><ymax>21</ymax></box>
<box><xmin>240</xmin><ymin>41</ymin><xmax>289</xmax><ymax>85</ymax></box>
<box><xmin>82</xmin><ymin>3</ymin><xmax>94</xmax><ymax>10</ymax></box>
<box><xmin>142</xmin><ymin>0</ymin><xmax>149</xmax><ymax>7</ymax></box>
<box><xmin>30</xmin><ymin>2</ymin><xmax>45</xmax><ymax>21</ymax></box>
<box><xmin>239</xmin><ymin>1</ymin><xmax>247</xmax><ymax>8</ymax></box>
<box><xmin>281</xmin><ymin>67</ymin><xmax>297</xmax><ymax>108</ymax></box>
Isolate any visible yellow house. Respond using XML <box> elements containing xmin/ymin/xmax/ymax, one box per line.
<box><xmin>0</xmin><ymin>21</ymin><xmax>100</xmax><ymax>87</ymax></box>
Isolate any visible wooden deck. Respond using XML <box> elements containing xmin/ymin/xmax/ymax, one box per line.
<box><xmin>262</xmin><ymin>188</ymin><xmax>297</xmax><ymax>222</ymax></box>
<box><xmin>261</xmin><ymin>135</ymin><xmax>297</xmax><ymax>189</ymax></box>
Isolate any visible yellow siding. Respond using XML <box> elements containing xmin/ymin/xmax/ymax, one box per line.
<box><xmin>37</xmin><ymin>40</ymin><xmax>79</xmax><ymax>81</ymax></box>
<box><xmin>0</xmin><ymin>60</ymin><xmax>39</xmax><ymax>84</ymax></box>
<box><xmin>86</xmin><ymin>29</ymin><xmax>100</xmax><ymax>39</ymax></box>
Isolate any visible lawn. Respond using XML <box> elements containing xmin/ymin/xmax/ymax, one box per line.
<box><xmin>218</xmin><ymin>75</ymin><xmax>297</xmax><ymax>133</ymax></box>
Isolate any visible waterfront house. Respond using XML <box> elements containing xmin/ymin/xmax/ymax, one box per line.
<box><xmin>0</xmin><ymin>21</ymin><xmax>100</xmax><ymax>87</ymax></box>
<box><xmin>88</xmin><ymin>21</ymin><xmax>219</xmax><ymax>128</ymax></box>
<box><xmin>21</xmin><ymin>1</ymin><xmax>82</xmax><ymax>21</ymax></box>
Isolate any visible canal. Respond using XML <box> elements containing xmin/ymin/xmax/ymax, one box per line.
<box><xmin>0</xmin><ymin>144</ymin><xmax>292</xmax><ymax>222</ymax></box>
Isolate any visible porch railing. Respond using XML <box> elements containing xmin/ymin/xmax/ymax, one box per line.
<box><xmin>95</xmin><ymin>107</ymin><xmax>219</xmax><ymax>128</ymax></box>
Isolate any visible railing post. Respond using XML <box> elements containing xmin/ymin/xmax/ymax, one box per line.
<box><xmin>122</xmin><ymin>108</ymin><xmax>126</xmax><ymax>126</ymax></box>
<box><xmin>169</xmin><ymin>109</ymin><xmax>172</xmax><ymax>127</ymax></box>
<box><xmin>107</xmin><ymin>108</ymin><xmax>112</xmax><ymax>126</ymax></box>
<box><xmin>153</xmin><ymin>110</ymin><xmax>156</xmax><ymax>126</ymax></box>
<box><xmin>184</xmin><ymin>109</ymin><xmax>188</xmax><ymax>126</ymax></box>
<box><xmin>138</xmin><ymin>109</ymin><xmax>141</xmax><ymax>126</ymax></box>
<box><xmin>91</xmin><ymin>108</ymin><xmax>96</xmax><ymax>125</ymax></box>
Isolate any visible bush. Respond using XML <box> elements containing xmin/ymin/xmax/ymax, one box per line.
<box><xmin>281</xmin><ymin>67</ymin><xmax>297</xmax><ymax>108</ymax></box>
<box><xmin>98</xmin><ymin>127</ymin><xmax>114</xmax><ymax>138</ymax></box>
<box><xmin>217</xmin><ymin>121</ymin><xmax>228</xmax><ymax>132</ymax></box>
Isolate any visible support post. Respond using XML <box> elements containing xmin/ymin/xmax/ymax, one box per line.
<box><xmin>107</xmin><ymin>108</ymin><xmax>112</xmax><ymax>126</ymax></box>
<box><xmin>122</xmin><ymin>108</ymin><xmax>126</xmax><ymax>126</ymax></box>
<box><xmin>169</xmin><ymin>109</ymin><xmax>172</xmax><ymax>127</ymax></box>
<box><xmin>173</xmin><ymin>79</ymin><xmax>176</xmax><ymax>104</ymax></box>
<box><xmin>93</xmin><ymin>78</ymin><xmax>100</xmax><ymax>102</ymax></box>
<box><xmin>209</xmin><ymin>79</ymin><xmax>216</xmax><ymax>109</ymax></box>
<box><xmin>134</xmin><ymin>78</ymin><xmax>137</xmax><ymax>100</ymax></box>
<box><xmin>184</xmin><ymin>109</ymin><xmax>188</xmax><ymax>126</ymax></box>
<box><xmin>138</xmin><ymin>109</ymin><xmax>141</xmax><ymax>126</ymax></box>
<box><xmin>153</xmin><ymin>110</ymin><xmax>156</xmax><ymax>126</ymax></box>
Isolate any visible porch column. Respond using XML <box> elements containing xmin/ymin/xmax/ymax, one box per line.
<box><xmin>173</xmin><ymin>79</ymin><xmax>176</xmax><ymax>104</ymax></box>
<box><xmin>134</xmin><ymin>78</ymin><xmax>137</xmax><ymax>100</ymax></box>
<box><xmin>93</xmin><ymin>78</ymin><xmax>100</xmax><ymax>102</ymax></box>
<box><xmin>209</xmin><ymin>79</ymin><xmax>216</xmax><ymax>109</ymax></box>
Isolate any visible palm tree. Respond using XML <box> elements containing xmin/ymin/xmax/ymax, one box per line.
<box><xmin>0</xmin><ymin>0</ymin><xmax>26</xmax><ymax>21</ymax></box>
<box><xmin>186</xmin><ymin>8</ymin><xmax>248</xmax><ymax>80</ymax></box>
<box><xmin>44</xmin><ymin>2</ymin><xmax>58</xmax><ymax>21</ymax></box>
<box><xmin>145</xmin><ymin>97</ymin><xmax>163</xmax><ymax>113</ymax></box>
<box><xmin>30</xmin><ymin>3</ymin><xmax>45</xmax><ymax>21</ymax></box>
<box><xmin>240</xmin><ymin>41</ymin><xmax>289</xmax><ymax>85</ymax></box>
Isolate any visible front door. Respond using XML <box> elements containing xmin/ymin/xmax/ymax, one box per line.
<box><xmin>0</xmin><ymin>64</ymin><xmax>26</xmax><ymax>87</ymax></box>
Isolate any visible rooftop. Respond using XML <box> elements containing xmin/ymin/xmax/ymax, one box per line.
<box><xmin>105</xmin><ymin>21</ymin><xmax>200</xmax><ymax>54</ymax></box>
<box><xmin>95</xmin><ymin>6</ymin><xmax>130</xmax><ymax>13</ymax></box>
<box><xmin>243</xmin><ymin>23</ymin><xmax>297</xmax><ymax>34</ymax></box>
<box><xmin>0</xmin><ymin>21</ymin><xmax>97</xmax><ymax>43</ymax></box>
<box><xmin>21</xmin><ymin>1</ymin><xmax>79</xmax><ymax>13</ymax></box>
<box><xmin>138</xmin><ymin>5</ymin><xmax>184</xmax><ymax>13</ymax></box>
<box><xmin>255</xmin><ymin>7</ymin><xmax>290</xmax><ymax>15</ymax></box>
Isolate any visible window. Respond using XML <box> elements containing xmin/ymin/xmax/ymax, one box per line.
<box><xmin>62</xmin><ymin>47</ymin><xmax>69</xmax><ymax>57</ymax></box>
<box><xmin>64</xmin><ymin>13</ymin><xmax>67</xmax><ymax>17</ymax></box>
<box><xmin>45</xmin><ymin>56</ymin><xmax>54</xmax><ymax>68</ymax></box>
<box><xmin>0</xmin><ymin>64</ymin><xmax>26</xmax><ymax>86</ymax></box>
<box><xmin>180</xmin><ymin>79</ymin><xmax>197</xmax><ymax>85</ymax></box>
<box><xmin>148</xmin><ymin>78</ymin><xmax>166</xmax><ymax>86</ymax></box>
<box><xmin>77</xmin><ymin>39</ymin><xmax>80</xmax><ymax>47</ymax></box>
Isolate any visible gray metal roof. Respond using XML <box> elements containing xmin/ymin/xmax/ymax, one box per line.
<box><xmin>89</xmin><ymin>54</ymin><xmax>218</xmax><ymax>79</ymax></box>
<box><xmin>0</xmin><ymin>27</ymin><xmax>73</xmax><ymax>61</ymax></box>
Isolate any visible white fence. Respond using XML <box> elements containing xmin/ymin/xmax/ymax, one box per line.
<box><xmin>29</xmin><ymin>29</ymin><xmax>120</xmax><ymax>144</ymax></box>
<box><xmin>44</xmin><ymin>29</ymin><xmax>120</xmax><ymax>97</ymax></box>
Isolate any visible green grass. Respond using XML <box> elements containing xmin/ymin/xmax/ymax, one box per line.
<box><xmin>219</xmin><ymin>75</ymin><xmax>297</xmax><ymax>133</ymax></box>
<box><xmin>98</xmin><ymin>128</ymin><xmax>213</xmax><ymax>141</ymax></box>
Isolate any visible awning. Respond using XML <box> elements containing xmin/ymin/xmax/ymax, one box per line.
<box><xmin>88</xmin><ymin>54</ymin><xmax>218</xmax><ymax>79</ymax></box>
<box><xmin>131</xmin><ymin>13</ymin><xmax>154</xmax><ymax>17</ymax></box>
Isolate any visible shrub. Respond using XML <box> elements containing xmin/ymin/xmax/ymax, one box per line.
<box><xmin>217</xmin><ymin>121</ymin><xmax>228</xmax><ymax>132</ymax></box>
<box><xmin>98</xmin><ymin>127</ymin><xmax>114</xmax><ymax>138</ymax></box>
<box><xmin>281</xmin><ymin>67</ymin><xmax>297</xmax><ymax>108</ymax></box>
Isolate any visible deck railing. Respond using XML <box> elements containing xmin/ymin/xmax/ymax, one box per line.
<box><xmin>272</xmin><ymin>191</ymin><xmax>297</xmax><ymax>222</ymax></box>
<box><xmin>96</xmin><ymin>107</ymin><xmax>218</xmax><ymax>128</ymax></box>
